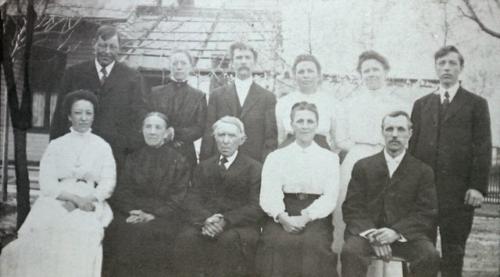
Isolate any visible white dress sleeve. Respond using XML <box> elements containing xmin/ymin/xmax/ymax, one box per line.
<box><xmin>92</xmin><ymin>143</ymin><xmax>116</xmax><ymax>202</ymax></box>
<box><xmin>39</xmin><ymin>142</ymin><xmax>62</xmax><ymax>199</ymax></box>
<box><xmin>260</xmin><ymin>152</ymin><xmax>286</xmax><ymax>221</ymax></box>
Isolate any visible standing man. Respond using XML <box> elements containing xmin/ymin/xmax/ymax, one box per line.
<box><xmin>342</xmin><ymin>111</ymin><xmax>439</xmax><ymax>277</ymax></box>
<box><xmin>199</xmin><ymin>42</ymin><xmax>277</xmax><ymax>162</ymax></box>
<box><xmin>409</xmin><ymin>45</ymin><xmax>492</xmax><ymax>277</ymax></box>
<box><xmin>50</xmin><ymin>24</ymin><xmax>147</xmax><ymax>169</ymax></box>
<box><xmin>174</xmin><ymin>116</ymin><xmax>263</xmax><ymax>277</ymax></box>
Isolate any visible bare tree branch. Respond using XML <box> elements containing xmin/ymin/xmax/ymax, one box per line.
<box><xmin>460</xmin><ymin>0</ymin><xmax>500</xmax><ymax>38</ymax></box>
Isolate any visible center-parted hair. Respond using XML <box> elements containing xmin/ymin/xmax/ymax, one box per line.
<box><xmin>292</xmin><ymin>54</ymin><xmax>322</xmax><ymax>75</ymax></box>
<box><xmin>212</xmin><ymin>116</ymin><xmax>246</xmax><ymax>137</ymax></box>
<box><xmin>356</xmin><ymin>50</ymin><xmax>390</xmax><ymax>73</ymax></box>
<box><xmin>170</xmin><ymin>48</ymin><xmax>194</xmax><ymax>66</ymax></box>
<box><xmin>290</xmin><ymin>101</ymin><xmax>319</xmax><ymax>122</ymax></box>
<box><xmin>62</xmin><ymin>89</ymin><xmax>99</xmax><ymax>117</ymax></box>
<box><xmin>381</xmin><ymin>110</ymin><xmax>413</xmax><ymax>129</ymax></box>
<box><xmin>143</xmin><ymin>111</ymin><xmax>169</xmax><ymax>128</ymax></box>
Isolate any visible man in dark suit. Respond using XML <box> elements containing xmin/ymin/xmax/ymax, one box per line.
<box><xmin>174</xmin><ymin>116</ymin><xmax>263</xmax><ymax>277</ymax></box>
<box><xmin>199</xmin><ymin>42</ymin><xmax>277</xmax><ymax>162</ymax></box>
<box><xmin>409</xmin><ymin>45</ymin><xmax>492</xmax><ymax>277</ymax></box>
<box><xmin>342</xmin><ymin>111</ymin><xmax>439</xmax><ymax>277</ymax></box>
<box><xmin>50</xmin><ymin>24</ymin><xmax>147</xmax><ymax>169</ymax></box>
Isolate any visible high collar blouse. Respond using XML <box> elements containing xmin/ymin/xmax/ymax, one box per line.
<box><xmin>260</xmin><ymin>141</ymin><xmax>339</xmax><ymax>221</ymax></box>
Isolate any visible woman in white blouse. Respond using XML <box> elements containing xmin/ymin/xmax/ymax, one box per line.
<box><xmin>258</xmin><ymin>101</ymin><xmax>340</xmax><ymax>277</ymax></box>
<box><xmin>275</xmin><ymin>54</ymin><xmax>350</xmax><ymax>151</ymax></box>
<box><xmin>0</xmin><ymin>90</ymin><xmax>116</xmax><ymax>277</ymax></box>
<box><xmin>333</xmin><ymin>51</ymin><xmax>410</xmax><ymax>253</ymax></box>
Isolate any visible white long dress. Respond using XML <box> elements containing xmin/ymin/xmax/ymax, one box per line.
<box><xmin>0</xmin><ymin>129</ymin><xmax>116</xmax><ymax>277</ymax></box>
<box><xmin>275</xmin><ymin>89</ymin><xmax>350</xmax><ymax>151</ymax></box>
<box><xmin>332</xmin><ymin>87</ymin><xmax>410</xmax><ymax>253</ymax></box>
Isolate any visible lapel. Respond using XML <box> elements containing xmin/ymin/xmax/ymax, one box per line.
<box><xmin>388</xmin><ymin>153</ymin><xmax>410</xmax><ymax>188</ymax></box>
<box><xmin>83</xmin><ymin>60</ymin><xmax>101</xmax><ymax>86</ymax></box>
<box><xmin>240</xmin><ymin>83</ymin><xmax>260</xmax><ymax>119</ymax></box>
<box><xmin>422</xmin><ymin>92</ymin><xmax>440</xmax><ymax>129</ymax></box>
<box><xmin>442</xmin><ymin>87</ymin><xmax>468</xmax><ymax>123</ymax></box>
<box><xmin>223</xmin><ymin>83</ymin><xmax>242</xmax><ymax>116</ymax></box>
<box><xmin>222</xmin><ymin>153</ymin><xmax>244</xmax><ymax>188</ymax></box>
<box><xmin>372</xmin><ymin>152</ymin><xmax>390</xmax><ymax>190</ymax></box>
<box><xmin>101</xmin><ymin>62</ymin><xmax>122</xmax><ymax>90</ymax></box>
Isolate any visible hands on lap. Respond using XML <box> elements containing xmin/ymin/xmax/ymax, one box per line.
<box><xmin>278</xmin><ymin>213</ymin><xmax>311</xmax><ymax>234</ymax></box>
<box><xmin>202</xmin><ymin>214</ymin><xmax>226</xmax><ymax>238</ymax></box>
<box><xmin>366</xmin><ymin>228</ymin><xmax>401</xmax><ymax>262</ymax></box>
<box><xmin>126</xmin><ymin>210</ymin><xmax>155</xmax><ymax>224</ymax></box>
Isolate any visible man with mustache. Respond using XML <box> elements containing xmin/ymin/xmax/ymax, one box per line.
<box><xmin>409</xmin><ymin>46</ymin><xmax>492</xmax><ymax>277</ymax></box>
<box><xmin>50</xmin><ymin>24</ymin><xmax>147</xmax><ymax>171</ymax></box>
<box><xmin>342</xmin><ymin>111</ymin><xmax>439</xmax><ymax>277</ymax></box>
<box><xmin>200</xmin><ymin>42</ymin><xmax>277</xmax><ymax>162</ymax></box>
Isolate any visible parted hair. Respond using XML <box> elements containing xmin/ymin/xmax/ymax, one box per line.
<box><xmin>290</xmin><ymin>101</ymin><xmax>319</xmax><ymax>122</ymax></box>
<box><xmin>381</xmin><ymin>110</ymin><xmax>413</xmax><ymax>129</ymax></box>
<box><xmin>434</xmin><ymin>45</ymin><xmax>464</xmax><ymax>67</ymax></box>
<box><xmin>229</xmin><ymin>41</ymin><xmax>258</xmax><ymax>61</ymax></box>
<box><xmin>292</xmin><ymin>54</ymin><xmax>322</xmax><ymax>75</ymax></box>
<box><xmin>212</xmin><ymin>116</ymin><xmax>246</xmax><ymax>137</ymax></box>
<box><xmin>143</xmin><ymin>112</ymin><xmax>169</xmax><ymax>127</ymax></box>
<box><xmin>170</xmin><ymin>48</ymin><xmax>194</xmax><ymax>66</ymax></box>
<box><xmin>95</xmin><ymin>24</ymin><xmax>120</xmax><ymax>41</ymax></box>
<box><xmin>356</xmin><ymin>50</ymin><xmax>390</xmax><ymax>73</ymax></box>
<box><xmin>62</xmin><ymin>90</ymin><xmax>99</xmax><ymax>116</ymax></box>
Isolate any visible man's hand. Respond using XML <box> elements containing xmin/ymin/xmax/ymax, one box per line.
<box><xmin>372</xmin><ymin>228</ymin><xmax>401</xmax><ymax>245</ymax></box>
<box><xmin>277</xmin><ymin>213</ymin><xmax>304</xmax><ymax>233</ymax></box>
<box><xmin>126</xmin><ymin>210</ymin><xmax>155</xmax><ymax>224</ymax></box>
<box><xmin>372</xmin><ymin>244</ymin><xmax>393</xmax><ymax>262</ymax></box>
<box><xmin>202</xmin><ymin>214</ymin><xmax>225</xmax><ymax>237</ymax></box>
<box><xmin>465</xmin><ymin>189</ymin><xmax>483</xmax><ymax>208</ymax></box>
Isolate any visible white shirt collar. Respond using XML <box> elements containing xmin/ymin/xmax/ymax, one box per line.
<box><xmin>234</xmin><ymin>77</ymin><xmax>253</xmax><ymax>105</ymax></box>
<box><xmin>220</xmin><ymin>150</ymin><xmax>238</xmax><ymax>169</ymax></box>
<box><xmin>95</xmin><ymin>59</ymin><xmax>115</xmax><ymax>78</ymax></box>
<box><xmin>69</xmin><ymin>127</ymin><xmax>92</xmax><ymax>137</ymax></box>
<box><xmin>384</xmin><ymin>149</ymin><xmax>406</xmax><ymax>177</ymax></box>
<box><xmin>435</xmin><ymin>82</ymin><xmax>459</xmax><ymax>103</ymax></box>
<box><xmin>290</xmin><ymin>141</ymin><xmax>320</xmax><ymax>154</ymax></box>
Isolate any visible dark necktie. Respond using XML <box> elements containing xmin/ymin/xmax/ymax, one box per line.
<box><xmin>100</xmin><ymin>66</ymin><xmax>108</xmax><ymax>85</ymax></box>
<box><xmin>219</xmin><ymin>156</ymin><xmax>228</xmax><ymax>170</ymax></box>
<box><xmin>440</xmin><ymin>91</ymin><xmax>450</xmax><ymax>120</ymax></box>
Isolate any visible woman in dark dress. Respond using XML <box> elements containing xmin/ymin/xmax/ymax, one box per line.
<box><xmin>149</xmin><ymin>49</ymin><xmax>207</xmax><ymax>167</ymax></box>
<box><xmin>105</xmin><ymin>112</ymin><xmax>190</xmax><ymax>277</ymax></box>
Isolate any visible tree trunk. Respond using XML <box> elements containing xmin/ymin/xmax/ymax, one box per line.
<box><xmin>13</xmin><ymin>128</ymin><xmax>30</xmax><ymax>228</ymax></box>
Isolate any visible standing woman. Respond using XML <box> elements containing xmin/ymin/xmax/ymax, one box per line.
<box><xmin>105</xmin><ymin>112</ymin><xmax>190</xmax><ymax>277</ymax></box>
<box><xmin>149</xmin><ymin>49</ymin><xmax>207</xmax><ymax>166</ymax></box>
<box><xmin>0</xmin><ymin>90</ymin><xmax>116</xmax><ymax>277</ymax></box>
<box><xmin>258</xmin><ymin>102</ymin><xmax>340</xmax><ymax>277</ymax></box>
<box><xmin>275</xmin><ymin>54</ymin><xmax>350</xmax><ymax>151</ymax></box>
<box><xmin>332</xmin><ymin>50</ymin><xmax>410</xmax><ymax>253</ymax></box>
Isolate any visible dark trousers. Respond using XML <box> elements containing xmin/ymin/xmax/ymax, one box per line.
<box><xmin>436</xmin><ymin>208</ymin><xmax>474</xmax><ymax>277</ymax></box>
<box><xmin>174</xmin><ymin>225</ymin><xmax>259</xmax><ymax>277</ymax></box>
<box><xmin>341</xmin><ymin>236</ymin><xmax>440</xmax><ymax>277</ymax></box>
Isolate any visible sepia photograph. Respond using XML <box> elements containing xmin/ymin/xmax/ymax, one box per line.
<box><xmin>0</xmin><ymin>0</ymin><xmax>499</xmax><ymax>276</ymax></box>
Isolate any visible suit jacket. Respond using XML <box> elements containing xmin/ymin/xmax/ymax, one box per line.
<box><xmin>408</xmin><ymin>87</ymin><xmax>491</xmax><ymax>210</ymax></box>
<box><xmin>149</xmin><ymin>79</ymin><xmax>207</xmax><ymax>166</ymax></box>
<box><xmin>343</xmin><ymin>151</ymin><xmax>438</xmax><ymax>241</ymax></box>
<box><xmin>184</xmin><ymin>153</ymin><xmax>264</xmax><ymax>228</ymax></box>
<box><xmin>50</xmin><ymin>60</ymin><xmax>147</xmax><ymax>160</ymax></box>
<box><xmin>199</xmin><ymin>82</ymin><xmax>277</xmax><ymax>162</ymax></box>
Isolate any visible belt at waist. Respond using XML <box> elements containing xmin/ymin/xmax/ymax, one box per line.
<box><xmin>58</xmin><ymin>177</ymin><xmax>98</xmax><ymax>188</ymax></box>
<box><xmin>284</xmin><ymin>193</ymin><xmax>320</xmax><ymax>201</ymax></box>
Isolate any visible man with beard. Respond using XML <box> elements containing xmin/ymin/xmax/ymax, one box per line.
<box><xmin>50</xmin><ymin>24</ymin><xmax>147</xmax><ymax>170</ymax></box>
<box><xmin>342</xmin><ymin>111</ymin><xmax>439</xmax><ymax>277</ymax></box>
<box><xmin>199</xmin><ymin>42</ymin><xmax>277</xmax><ymax>162</ymax></box>
<box><xmin>409</xmin><ymin>46</ymin><xmax>492</xmax><ymax>277</ymax></box>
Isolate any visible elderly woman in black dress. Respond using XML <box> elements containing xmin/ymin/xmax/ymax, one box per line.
<box><xmin>104</xmin><ymin>112</ymin><xmax>190</xmax><ymax>277</ymax></box>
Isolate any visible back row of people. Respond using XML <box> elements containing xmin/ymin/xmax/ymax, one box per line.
<box><xmin>0</xmin><ymin>23</ymin><xmax>491</xmax><ymax>277</ymax></box>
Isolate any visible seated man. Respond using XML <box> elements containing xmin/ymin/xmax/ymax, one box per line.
<box><xmin>174</xmin><ymin>116</ymin><xmax>263</xmax><ymax>277</ymax></box>
<box><xmin>341</xmin><ymin>111</ymin><xmax>440</xmax><ymax>277</ymax></box>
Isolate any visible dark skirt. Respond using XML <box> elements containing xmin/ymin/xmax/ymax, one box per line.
<box><xmin>256</xmin><ymin>194</ymin><xmax>338</xmax><ymax>277</ymax></box>
<box><xmin>103</xmin><ymin>213</ymin><xmax>181</xmax><ymax>277</ymax></box>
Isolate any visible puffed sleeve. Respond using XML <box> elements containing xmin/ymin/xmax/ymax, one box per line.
<box><xmin>330</xmin><ymin>101</ymin><xmax>353</xmax><ymax>152</ymax></box>
<box><xmin>301</xmin><ymin>153</ymin><xmax>339</xmax><ymax>220</ymax></box>
<box><xmin>39</xmin><ymin>142</ymin><xmax>62</xmax><ymax>198</ymax></box>
<box><xmin>260</xmin><ymin>152</ymin><xmax>286</xmax><ymax>221</ymax></box>
<box><xmin>93</xmin><ymin>142</ymin><xmax>116</xmax><ymax>202</ymax></box>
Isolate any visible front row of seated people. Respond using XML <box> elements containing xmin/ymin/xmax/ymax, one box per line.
<box><xmin>0</xmin><ymin>90</ymin><xmax>439</xmax><ymax>277</ymax></box>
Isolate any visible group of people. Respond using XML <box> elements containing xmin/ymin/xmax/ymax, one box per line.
<box><xmin>0</xmin><ymin>23</ymin><xmax>492</xmax><ymax>277</ymax></box>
